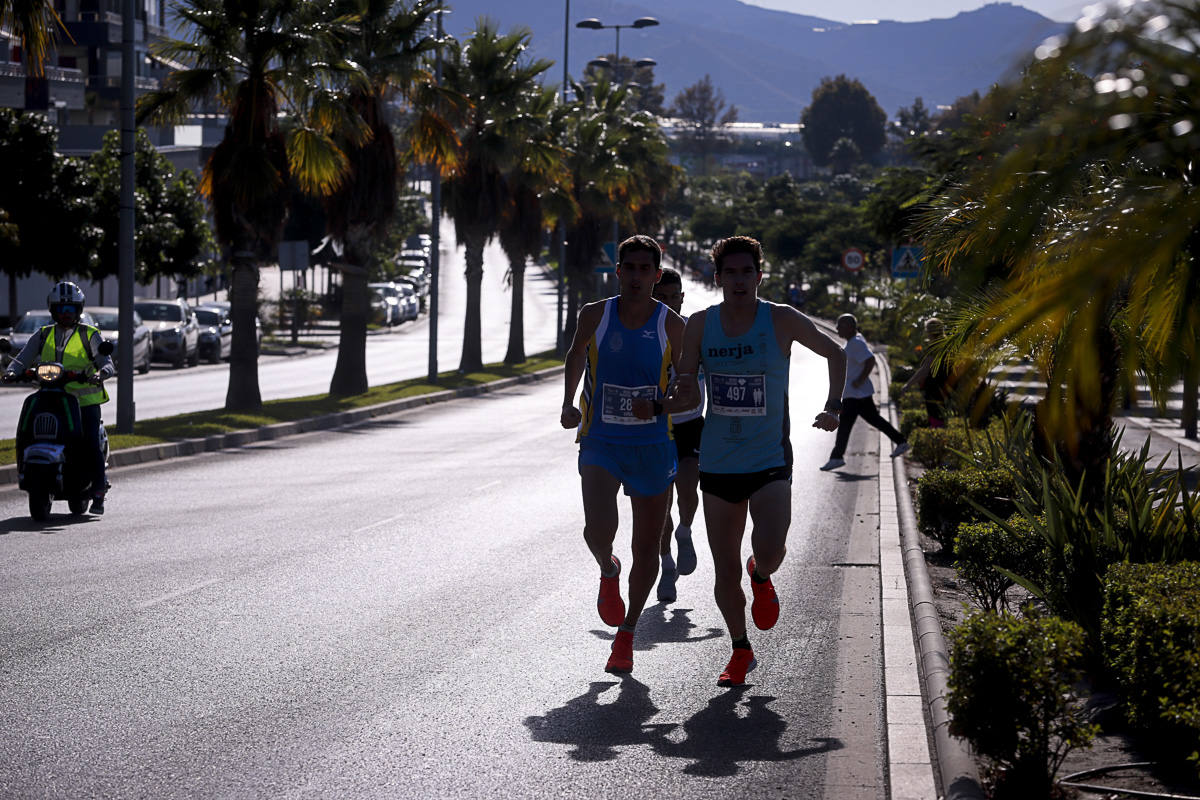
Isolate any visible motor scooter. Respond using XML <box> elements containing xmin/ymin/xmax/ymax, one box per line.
<box><xmin>0</xmin><ymin>338</ymin><xmax>112</xmax><ymax>521</ymax></box>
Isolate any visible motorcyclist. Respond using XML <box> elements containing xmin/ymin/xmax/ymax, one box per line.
<box><xmin>3</xmin><ymin>281</ymin><xmax>115</xmax><ymax>514</ymax></box>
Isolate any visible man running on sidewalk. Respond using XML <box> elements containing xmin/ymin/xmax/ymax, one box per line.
<box><xmin>820</xmin><ymin>313</ymin><xmax>909</xmax><ymax>471</ymax></box>
<box><xmin>561</xmin><ymin>235</ymin><xmax>692</xmax><ymax>675</ymax></box>
<box><xmin>651</xmin><ymin>267</ymin><xmax>703</xmax><ymax>603</ymax></box>
<box><xmin>673</xmin><ymin>236</ymin><xmax>845</xmax><ymax>687</ymax></box>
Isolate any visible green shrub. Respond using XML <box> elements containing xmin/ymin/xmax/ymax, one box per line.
<box><xmin>954</xmin><ymin>516</ymin><xmax>1046</xmax><ymax>612</ymax></box>
<box><xmin>987</xmin><ymin>428</ymin><xmax>1200</xmax><ymax>651</ymax></box>
<box><xmin>899</xmin><ymin>408</ymin><xmax>929</xmax><ymax>438</ymax></box>
<box><xmin>891</xmin><ymin>364</ymin><xmax>915</xmax><ymax>384</ymax></box>
<box><xmin>948</xmin><ymin>610</ymin><xmax>1097</xmax><ymax>799</ymax></box>
<box><xmin>916</xmin><ymin>466</ymin><xmax>1018</xmax><ymax>552</ymax></box>
<box><xmin>910</xmin><ymin>422</ymin><xmax>972</xmax><ymax>468</ymax></box>
<box><xmin>1102</xmin><ymin>561</ymin><xmax>1200</xmax><ymax>768</ymax></box>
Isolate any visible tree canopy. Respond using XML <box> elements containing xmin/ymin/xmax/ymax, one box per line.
<box><xmin>800</xmin><ymin>74</ymin><xmax>887</xmax><ymax>167</ymax></box>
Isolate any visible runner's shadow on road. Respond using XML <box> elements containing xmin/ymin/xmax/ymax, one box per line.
<box><xmin>833</xmin><ymin>472</ymin><xmax>873</xmax><ymax>483</ymax></box>
<box><xmin>587</xmin><ymin>606</ymin><xmax>723</xmax><ymax>651</ymax></box>
<box><xmin>654</xmin><ymin>689</ymin><xmax>842</xmax><ymax>777</ymax></box>
<box><xmin>0</xmin><ymin>514</ymin><xmax>98</xmax><ymax>534</ymax></box>
<box><xmin>523</xmin><ymin>676</ymin><xmax>676</xmax><ymax>762</ymax></box>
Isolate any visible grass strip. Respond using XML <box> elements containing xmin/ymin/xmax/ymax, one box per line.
<box><xmin>0</xmin><ymin>351</ymin><xmax>562</xmax><ymax>466</ymax></box>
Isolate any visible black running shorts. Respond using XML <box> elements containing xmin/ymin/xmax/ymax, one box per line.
<box><xmin>672</xmin><ymin>417</ymin><xmax>704</xmax><ymax>461</ymax></box>
<box><xmin>699</xmin><ymin>465</ymin><xmax>793</xmax><ymax>505</ymax></box>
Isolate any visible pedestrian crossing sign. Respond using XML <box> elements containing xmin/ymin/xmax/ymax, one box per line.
<box><xmin>602</xmin><ymin>241</ymin><xmax>618</xmax><ymax>266</ymax></box>
<box><xmin>891</xmin><ymin>245</ymin><xmax>924</xmax><ymax>279</ymax></box>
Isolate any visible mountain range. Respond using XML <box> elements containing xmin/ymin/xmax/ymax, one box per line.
<box><xmin>439</xmin><ymin>0</ymin><xmax>1068</xmax><ymax>122</ymax></box>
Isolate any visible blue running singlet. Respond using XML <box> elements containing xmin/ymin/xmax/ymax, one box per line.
<box><xmin>698</xmin><ymin>300</ymin><xmax>791</xmax><ymax>473</ymax></box>
<box><xmin>578</xmin><ymin>297</ymin><xmax>673</xmax><ymax>445</ymax></box>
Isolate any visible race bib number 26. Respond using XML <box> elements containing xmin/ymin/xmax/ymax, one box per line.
<box><xmin>601</xmin><ymin>384</ymin><xmax>657</xmax><ymax>425</ymax></box>
<box><xmin>710</xmin><ymin>373</ymin><xmax>767</xmax><ymax>417</ymax></box>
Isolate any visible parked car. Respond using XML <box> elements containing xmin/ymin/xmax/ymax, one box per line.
<box><xmin>2</xmin><ymin>309</ymin><xmax>98</xmax><ymax>368</ymax></box>
<box><xmin>394</xmin><ymin>274</ymin><xmax>427</xmax><ymax>312</ymax></box>
<box><xmin>196</xmin><ymin>301</ymin><xmax>263</xmax><ymax>350</ymax></box>
<box><xmin>405</xmin><ymin>233</ymin><xmax>431</xmax><ymax>253</ymax></box>
<box><xmin>88</xmin><ymin>306</ymin><xmax>152</xmax><ymax>374</ymax></box>
<box><xmin>134</xmin><ymin>298</ymin><xmax>200</xmax><ymax>368</ymax></box>
<box><xmin>370</xmin><ymin>288</ymin><xmax>400</xmax><ymax>327</ymax></box>
<box><xmin>369</xmin><ymin>282</ymin><xmax>417</xmax><ymax>323</ymax></box>
<box><xmin>192</xmin><ymin>307</ymin><xmax>233</xmax><ymax>363</ymax></box>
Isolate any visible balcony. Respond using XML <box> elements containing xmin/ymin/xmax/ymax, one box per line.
<box><xmin>0</xmin><ymin>63</ymin><xmax>86</xmax><ymax>110</ymax></box>
<box><xmin>89</xmin><ymin>75</ymin><xmax>160</xmax><ymax>91</ymax></box>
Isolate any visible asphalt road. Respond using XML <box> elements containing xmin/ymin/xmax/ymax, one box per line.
<box><xmin>0</xmin><ymin>342</ymin><xmax>885</xmax><ymax>798</ymax></box>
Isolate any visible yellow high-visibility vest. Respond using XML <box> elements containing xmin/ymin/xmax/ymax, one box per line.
<box><xmin>37</xmin><ymin>324</ymin><xmax>109</xmax><ymax>407</ymax></box>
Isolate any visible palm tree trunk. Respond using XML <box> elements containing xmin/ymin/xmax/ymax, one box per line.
<box><xmin>225</xmin><ymin>258</ymin><xmax>263</xmax><ymax>411</ymax></box>
<box><xmin>459</xmin><ymin>233</ymin><xmax>485</xmax><ymax>372</ymax></box>
<box><xmin>330</xmin><ymin>263</ymin><xmax>370</xmax><ymax>396</ymax></box>
<box><xmin>503</xmin><ymin>256</ymin><xmax>526</xmax><ymax>364</ymax></box>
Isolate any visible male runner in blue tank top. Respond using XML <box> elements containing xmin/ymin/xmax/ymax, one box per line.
<box><xmin>672</xmin><ymin>236</ymin><xmax>846</xmax><ymax>687</ymax></box>
<box><xmin>561</xmin><ymin>235</ymin><xmax>694</xmax><ymax>675</ymax></box>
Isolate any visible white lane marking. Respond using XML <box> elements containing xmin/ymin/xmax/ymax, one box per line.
<box><xmin>136</xmin><ymin>577</ymin><xmax>223</xmax><ymax>610</ymax></box>
<box><xmin>477</xmin><ymin>480</ymin><xmax>501</xmax><ymax>491</ymax></box>
<box><xmin>352</xmin><ymin>512</ymin><xmax>408</xmax><ymax>534</ymax></box>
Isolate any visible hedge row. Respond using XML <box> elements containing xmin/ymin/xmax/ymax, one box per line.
<box><xmin>1102</xmin><ymin>561</ymin><xmax>1200</xmax><ymax>767</ymax></box>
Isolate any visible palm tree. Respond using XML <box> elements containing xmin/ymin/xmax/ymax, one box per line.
<box><xmin>498</xmin><ymin>85</ymin><xmax>570</xmax><ymax>364</ymax></box>
<box><xmin>138</xmin><ymin>0</ymin><xmax>354</xmax><ymax>410</ymax></box>
<box><xmin>920</xmin><ymin>1</ymin><xmax>1200</xmax><ymax>452</ymax></box>
<box><xmin>324</xmin><ymin>0</ymin><xmax>438</xmax><ymax>397</ymax></box>
<box><xmin>439</xmin><ymin>18</ymin><xmax>552</xmax><ymax>373</ymax></box>
<box><xmin>1</xmin><ymin>0</ymin><xmax>61</xmax><ymax>74</ymax></box>
<box><xmin>558</xmin><ymin>78</ymin><xmax>673</xmax><ymax>341</ymax></box>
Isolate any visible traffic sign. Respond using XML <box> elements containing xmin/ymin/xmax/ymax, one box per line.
<box><xmin>841</xmin><ymin>247</ymin><xmax>865</xmax><ymax>272</ymax></box>
<box><xmin>593</xmin><ymin>265</ymin><xmax>615</xmax><ymax>274</ymax></box>
<box><xmin>891</xmin><ymin>245</ymin><xmax>924</xmax><ymax>278</ymax></box>
<box><xmin>278</xmin><ymin>240</ymin><xmax>310</xmax><ymax>271</ymax></box>
<box><xmin>602</xmin><ymin>241</ymin><xmax>618</xmax><ymax>267</ymax></box>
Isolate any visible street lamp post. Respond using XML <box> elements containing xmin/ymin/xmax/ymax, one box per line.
<box><xmin>575</xmin><ymin>16</ymin><xmax>659</xmax><ymax>278</ymax></box>
<box><xmin>575</xmin><ymin>16</ymin><xmax>658</xmax><ymax>84</ymax></box>
<box><xmin>428</xmin><ymin>2</ymin><xmax>447</xmax><ymax>382</ymax></box>
<box><xmin>556</xmin><ymin>0</ymin><xmax>569</xmax><ymax>356</ymax></box>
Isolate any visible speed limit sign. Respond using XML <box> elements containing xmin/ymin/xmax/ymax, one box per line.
<box><xmin>841</xmin><ymin>248</ymin><xmax>865</xmax><ymax>272</ymax></box>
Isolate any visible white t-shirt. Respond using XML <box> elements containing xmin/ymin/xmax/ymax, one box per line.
<box><xmin>842</xmin><ymin>334</ymin><xmax>875</xmax><ymax>399</ymax></box>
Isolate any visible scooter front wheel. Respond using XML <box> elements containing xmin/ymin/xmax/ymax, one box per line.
<box><xmin>29</xmin><ymin>491</ymin><xmax>51</xmax><ymax>521</ymax></box>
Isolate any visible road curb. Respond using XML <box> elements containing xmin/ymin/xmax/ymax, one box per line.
<box><xmin>877</xmin><ymin>354</ymin><xmax>986</xmax><ymax>800</ymax></box>
<box><xmin>0</xmin><ymin>365</ymin><xmax>565</xmax><ymax>486</ymax></box>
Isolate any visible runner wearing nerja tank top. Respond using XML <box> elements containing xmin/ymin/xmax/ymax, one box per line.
<box><xmin>667</xmin><ymin>235</ymin><xmax>846</xmax><ymax>687</ymax></box>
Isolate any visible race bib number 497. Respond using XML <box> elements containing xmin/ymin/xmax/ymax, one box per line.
<box><xmin>601</xmin><ymin>384</ymin><xmax>657</xmax><ymax>425</ymax></box>
<box><xmin>710</xmin><ymin>373</ymin><xmax>767</xmax><ymax>417</ymax></box>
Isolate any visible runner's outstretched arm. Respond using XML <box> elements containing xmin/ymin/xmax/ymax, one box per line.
<box><xmin>776</xmin><ymin>306</ymin><xmax>846</xmax><ymax>430</ymax></box>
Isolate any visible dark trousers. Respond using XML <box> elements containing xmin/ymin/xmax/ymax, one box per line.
<box><xmin>830</xmin><ymin>396</ymin><xmax>905</xmax><ymax>459</ymax></box>
<box><xmin>81</xmin><ymin>404</ymin><xmax>106</xmax><ymax>495</ymax></box>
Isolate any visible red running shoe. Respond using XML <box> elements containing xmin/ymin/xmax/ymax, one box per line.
<box><xmin>747</xmin><ymin>556</ymin><xmax>779</xmax><ymax>630</ymax></box>
<box><xmin>717</xmin><ymin>648</ymin><xmax>757</xmax><ymax>687</ymax></box>
<box><xmin>605</xmin><ymin>629</ymin><xmax>634</xmax><ymax>674</ymax></box>
<box><xmin>597</xmin><ymin>556</ymin><xmax>626</xmax><ymax>627</ymax></box>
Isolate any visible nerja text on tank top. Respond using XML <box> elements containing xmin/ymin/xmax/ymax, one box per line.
<box><xmin>698</xmin><ymin>300</ymin><xmax>791</xmax><ymax>473</ymax></box>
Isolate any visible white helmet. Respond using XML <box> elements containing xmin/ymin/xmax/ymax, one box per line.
<box><xmin>48</xmin><ymin>281</ymin><xmax>86</xmax><ymax>324</ymax></box>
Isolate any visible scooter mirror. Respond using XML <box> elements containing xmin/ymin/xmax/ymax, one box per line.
<box><xmin>98</xmin><ymin>339</ymin><xmax>114</xmax><ymax>356</ymax></box>
<box><xmin>0</xmin><ymin>338</ymin><xmax>10</xmax><ymax>354</ymax></box>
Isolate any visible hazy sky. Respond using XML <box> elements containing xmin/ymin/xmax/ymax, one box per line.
<box><xmin>741</xmin><ymin>0</ymin><xmax>1088</xmax><ymax>23</ymax></box>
